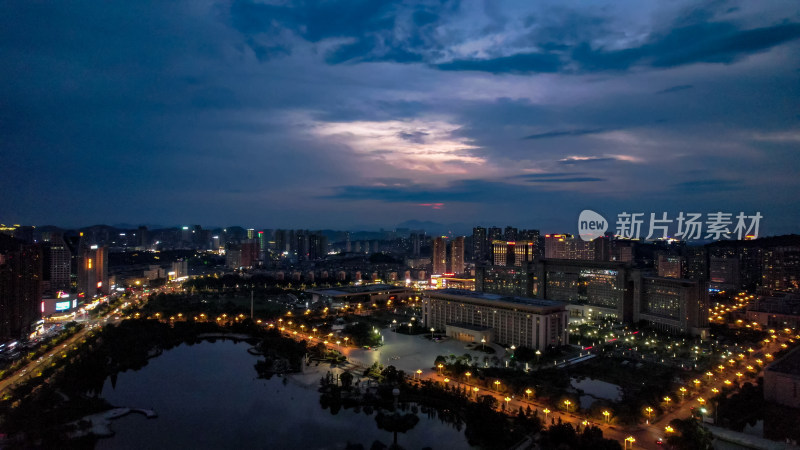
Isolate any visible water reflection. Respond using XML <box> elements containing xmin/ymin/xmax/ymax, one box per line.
<box><xmin>96</xmin><ymin>340</ymin><xmax>472</xmax><ymax>450</ymax></box>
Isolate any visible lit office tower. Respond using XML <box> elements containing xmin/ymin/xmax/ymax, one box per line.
<box><xmin>432</xmin><ymin>237</ymin><xmax>447</xmax><ymax>275</ymax></box>
<box><xmin>247</xmin><ymin>228</ymin><xmax>255</xmax><ymax>240</ymax></box>
<box><xmin>0</xmin><ymin>235</ymin><xmax>42</xmax><ymax>341</ymax></box>
<box><xmin>257</xmin><ymin>231</ymin><xmax>266</xmax><ymax>253</ymax></box>
<box><xmin>78</xmin><ymin>245</ymin><xmax>108</xmax><ymax>297</ymax></box>
<box><xmin>43</xmin><ymin>235</ymin><xmax>71</xmax><ymax>292</ymax></box>
<box><xmin>544</xmin><ymin>234</ymin><xmax>595</xmax><ymax>260</ymax></box>
<box><xmin>472</xmin><ymin>227</ymin><xmax>487</xmax><ymax>263</ymax></box>
<box><xmin>345</xmin><ymin>231</ymin><xmax>352</xmax><ymax>252</ymax></box>
<box><xmin>493</xmin><ymin>241</ymin><xmax>536</xmax><ymax>267</ymax></box>
<box><xmin>450</xmin><ymin>236</ymin><xmax>465</xmax><ymax>274</ymax></box>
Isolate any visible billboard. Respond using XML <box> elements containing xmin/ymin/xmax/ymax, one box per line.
<box><xmin>55</xmin><ymin>301</ymin><xmax>71</xmax><ymax>311</ymax></box>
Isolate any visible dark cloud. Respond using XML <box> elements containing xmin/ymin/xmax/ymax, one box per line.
<box><xmin>514</xmin><ymin>172</ymin><xmax>587</xmax><ymax>179</ymax></box>
<box><xmin>397</xmin><ymin>131</ymin><xmax>429</xmax><ymax>144</ymax></box>
<box><xmin>557</xmin><ymin>157</ymin><xmax>616</xmax><ymax>165</ymax></box>
<box><xmin>656</xmin><ymin>84</ymin><xmax>694</xmax><ymax>94</ymax></box>
<box><xmin>672</xmin><ymin>179</ymin><xmax>744</xmax><ymax>192</ymax></box>
<box><xmin>523</xmin><ymin>128</ymin><xmax>609</xmax><ymax>140</ymax></box>
<box><xmin>573</xmin><ymin>22</ymin><xmax>800</xmax><ymax>71</ymax></box>
<box><xmin>436</xmin><ymin>52</ymin><xmax>562</xmax><ymax>74</ymax></box>
<box><xmin>526</xmin><ymin>177</ymin><xmax>605</xmax><ymax>183</ymax></box>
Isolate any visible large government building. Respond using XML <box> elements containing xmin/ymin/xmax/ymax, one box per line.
<box><xmin>423</xmin><ymin>289</ymin><xmax>569</xmax><ymax>350</ymax></box>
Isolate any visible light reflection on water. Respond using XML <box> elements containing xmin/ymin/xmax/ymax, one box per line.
<box><xmin>95</xmin><ymin>340</ymin><xmax>472</xmax><ymax>450</ymax></box>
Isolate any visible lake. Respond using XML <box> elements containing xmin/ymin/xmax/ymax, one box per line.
<box><xmin>94</xmin><ymin>339</ymin><xmax>474</xmax><ymax>450</ymax></box>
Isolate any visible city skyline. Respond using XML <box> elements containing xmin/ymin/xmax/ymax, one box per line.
<box><xmin>2</xmin><ymin>1</ymin><xmax>800</xmax><ymax>233</ymax></box>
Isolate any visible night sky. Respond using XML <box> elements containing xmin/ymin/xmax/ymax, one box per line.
<box><xmin>2</xmin><ymin>1</ymin><xmax>799</xmax><ymax>234</ymax></box>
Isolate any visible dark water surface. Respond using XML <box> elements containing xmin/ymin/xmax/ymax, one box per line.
<box><xmin>95</xmin><ymin>340</ymin><xmax>473</xmax><ymax>450</ymax></box>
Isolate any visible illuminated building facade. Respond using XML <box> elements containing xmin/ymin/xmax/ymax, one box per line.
<box><xmin>450</xmin><ymin>236</ymin><xmax>465</xmax><ymax>274</ymax></box>
<box><xmin>492</xmin><ymin>240</ymin><xmax>535</xmax><ymax>267</ymax></box>
<box><xmin>534</xmin><ymin>259</ymin><xmax>631</xmax><ymax>321</ymax></box>
<box><xmin>423</xmin><ymin>289</ymin><xmax>568</xmax><ymax>350</ymax></box>
<box><xmin>476</xmin><ymin>265</ymin><xmax>537</xmax><ymax>297</ymax></box>
<box><xmin>544</xmin><ymin>234</ymin><xmax>595</xmax><ymax>260</ymax></box>
<box><xmin>78</xmin><ymin>245</ymin><xmax>108</xmax><ymax>297</ymax></box>
<box><xmin>432</xmin><ymin>237</ymin><xmax>447</xmax><ymax>275</ymax></box>
<box><xmin>633</xmin><ymin>275</ymin><xmax>709</xmax><ymax>336</ymax></box>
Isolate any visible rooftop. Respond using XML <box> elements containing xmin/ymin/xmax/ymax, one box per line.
<box><xmin>767</xmin><ymin>346</ymin><xmax>800</xmax><ymax>376</ymax></box>
<box><xmin>430</xmin><ymin>289</ymin><xmax>566</xmax><ymax>309</ymax></box>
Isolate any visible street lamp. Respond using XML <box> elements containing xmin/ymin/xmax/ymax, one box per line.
<box><xmin>679</xmin><ymin>387</ymin><xmax>687</xmax><ymax>399</ymax></box>
<box><xmin>602</xmin><ymin>410</ymin><xmax>610</xmax><ymax>423</ymax></box>
<box><xmin>465</xmin><ymin>371</ymin><xmax>471</xmax><ymax>383</ymax></box>
<box><xmin>536</xmin><ymin>350</ymin><xmax>541</xmax><ymax>363</ymax></box>
<box><xmin>504</xmin><ymin>397</ymin><xmax>511</xmax><ymax>411</ymax></box>
<box><xmin>543</xmin><ymin>408</ymin><xmax>551</xmax><ymax>422</ymax></box>
<box><xmin>525</xmin><ymin>388</ymin><xmax>533</xmax><ymax>400</ymax></box>
<box><xmin>564</xmin><ymin>399</ymin><xmax>572</xmax><ymax>413</ymax></box>
<box><xmin>665</xmin><ymin>425</ymin><xmax>674</xmax><ymax>434</ymax></box>
<box><xmin>624</xmin><ymin>436</ymin><xmax>635</xmax><ymax>449</ymax></box>
<box><xmin>494</xmin><ymin>380</ymin><xmax>501</xmax><ymax>391</ymax></box>
<box><xmin>645</xmin><ymin>406</ymin><xmax>653</xmax><ymax>421</ymax></box>
<box><xmin>473</xmin><ymin>387</ymin><xmax>479</xmax><ymax>397</ymax></box>
<box><xmin>437</xmin><ymin>363</ymin><xmax>444</xmax><ymax>374</ymax></box>
<box><xmin>430</xmin><ymin>327</ymin><xmax>435</xmax><ymax>339</ymax></box>
<box><xmin>416</xmin><ymin>369</ymin><xmax>422</xmax><ymax>380</ymax></box>
<box><xmin>481</xmin><ymin>337</ymin><xmax>486</xmax><ymax>351</ymax></box>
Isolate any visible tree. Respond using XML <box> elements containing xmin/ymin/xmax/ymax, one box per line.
<box><xmin>375</xmin><ymin>411</ymin><xmax>420</xmax><ymax>447</ymax></box>
<box><xmin>340</xmin><ymin>371</ymin><xmax>354</xmax><ymax>389</ymax></box>
<box><xmin>666</xmin><ymin>417</ymin><xmax>714</xmax><ymax>450</ymax></box>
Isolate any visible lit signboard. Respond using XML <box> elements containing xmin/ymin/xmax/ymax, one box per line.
<box><xmin>55</xmin><ymin>301</ymin><xmax>71</xmax><ymax>311</ymax></box>
<box><xmin>72</xmin><ymin>299</ymin><xmax>77</xmax><ymax>308</ymax></box>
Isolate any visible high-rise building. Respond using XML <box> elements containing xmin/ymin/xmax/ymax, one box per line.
<box><xmin>78</xmin><ymin>245</ymin><xmax>108</xmax><ymax>297</ymax></box>
<box><xmin>240</xmin><ymin>240</ymin><xmax>259</xmax><ymax>267</ymax></box>
<box><xmin>43</xmin><ymin>236</ymin><xmax>71</xmax><ymax>293</ymax></box>
<box><xmin>683</xmin><ymin>246</ymin><xmax>708</xmax><ymax>281</ymax></box>
<box><xmin>432</xmin><ymin>237</ymin><xmax>447</xmax><ymax>275</ymax></box>
<box><xmin>137</xmin><ymin>226</ymin><xmax>149</xmax><ymax>250</ymax></box>
<box><xmin>544</xmin><ymin>234</ymin><xmax>595</xmax><ymax>260</ymax></box>
<box><xmin>632</xmin><ymin>275</ymin><xmax>709</xmax><ymax>337</ymax></box>
<box><xmin>476</xmin><ymin>265</ymin><xmax>536</xmax><ymax>297</ymax></box>
<box><xmin>450</xmin><ymin>236</ymin><xmax>465</xmax><ymax>274</ymax></box>
<box><xmin>0</xmin><ymin>236</ymin><xmax>42</xmax><ymax>341</ymax></box>
<box><xmin>488</xmin><ymin>227</ymin><xmax>503</xmax><ymax>244</ymax></box>
<box><xmin>504</xmin><ymin>226</ymin><xmax>518</xmax><ymax>241</ymax></box>
<box><xmin>533</xmin><ymin>259</ymin><xmax>632</xmax><ymax>322</ymax></box>
<box><xmin>275</xmin><ymin>230</ymin><xmax>289</xmax><ymax>255</ymax></box>
<box><xmin>492</xmin><ymin>240</ymin><xmax>535</xmax><ymax>267</ymax></box>
<box><xmin>657</xmin><ymin>254</ymin><xmax>683</xmax><ymax>278</ymax></box>
<box><xmin>472</xmin><ymin>227</ymin><xmax>487</xmax><ymax>263</ymax></box>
